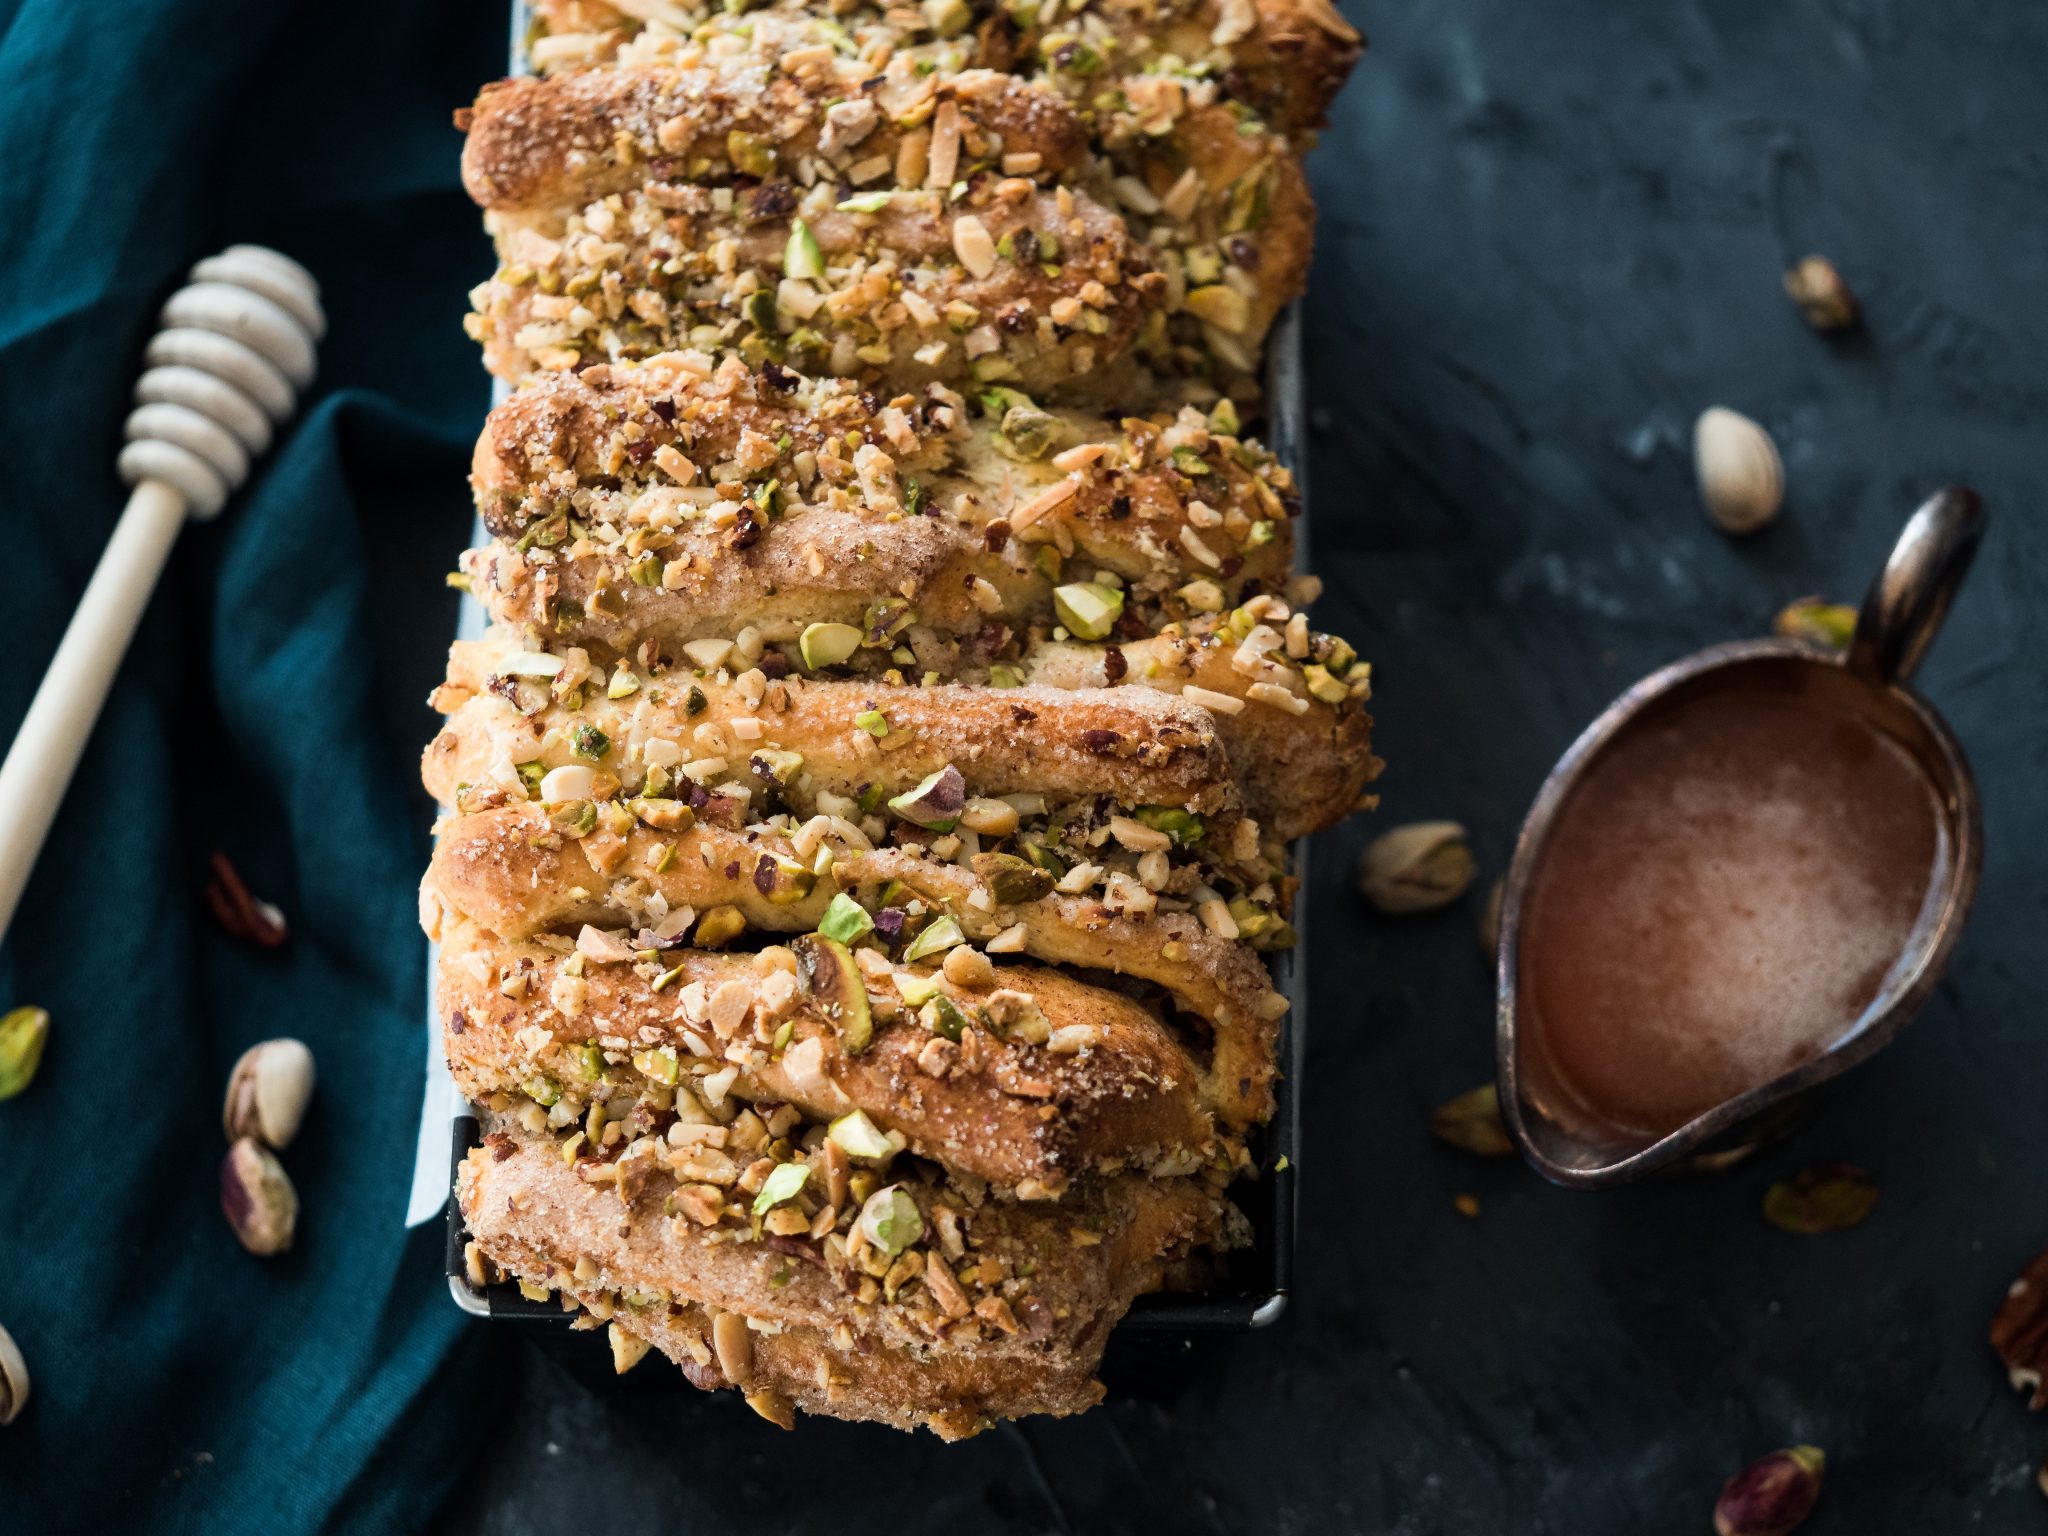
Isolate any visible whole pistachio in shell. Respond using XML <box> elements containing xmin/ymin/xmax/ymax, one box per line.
<box><xmin>1713</xmin><ymin>1445</ymin><xmax>1824</xmax><ymax>1536</ymax></box>
<box><xmin>222</xmin><ymin>1038</ymin><xmax>315</xmax><ymax>1150</ymax></box>
<box><xmin>221</xmin><ymin>1137</ymin><xmax>299</xmax><ymax>1256</ymax></box>
<box><xmin>0</xmin><ymin>1007</ymin><xmax>49</xmax><ymax>1101</ymax></box>
<box><xmin>1694</xmin><ymin>407</ymin><xmax>1784</xmax><ymax>535</ymax></box>
<box><xmin>1358</xmin><ymin>821</ymin><xmax>1476</xmax><ymax>914</ymax></box>
<box><xmin>0</xmin><ymin>1322</ymin><xmax>27</xmax><ymax>1426</ymax></box>
<box><xmin>1783</xmin><ymin>256</ymin><xmax>1858</xmax><ymax>331</ymax></box>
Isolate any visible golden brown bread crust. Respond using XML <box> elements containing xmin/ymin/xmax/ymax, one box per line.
<box><xmin>422</xmin><ymin>804</ymin><xmax>1285</xmax><ymax>1126</ymax></box>
<box><xmin>438</xmin><ymin>918</ymin><xmax>1223</xmax><ymax>1189</ymax></box>
<box><xmin>460</xmin><ymin>64</ymin><xmax>1088</xmax><ymax>214</ymax></box>
<box><xmin>425</xmin><ymin>629</ymin><xmax>1239</xmax><ymax>818</ymax></box>
<box><xmin>459</xmin><ymin>1121</ymin><xmax>1239</xmax><ymax>1435</ymax></box>
<box><xmin>526</xmin><ymin>0</ymin><xmax>1362</xmax><ymax>137</ymax></box>
<box><xmin>1026</xmin><ymin>621</ymin><xmax>1379</xmax><ymax>841</ymax></box>
<box><xmin>464</xmin><ymin>359</ymin><xmax>1300</xmax><ymax>651</ymax></box>
<box><xmin>473</xmin><ymin>186</ymin><xmax>1165</xmax><ymax>395</ymax></box>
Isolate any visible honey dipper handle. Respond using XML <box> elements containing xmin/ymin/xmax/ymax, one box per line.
<box><xmin>0</xmin><ymin>481</ymin><xmax>190</xmax><ymax>934</ymax></box>
<box><xmin>1848</xmin><ymin>486</ymin><xmax>1987</xmax><ymax>686</ymax></box>
<box><xmin>0</xmin><ymin>246</ymin><xmax>320</xmax><ymax>942</ymax></box>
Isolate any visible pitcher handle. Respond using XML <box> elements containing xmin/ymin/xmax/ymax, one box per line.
<box><xmin>1847</xmin><ymin>486</ymin><xmax>1986</xmax><ymax>686</ymax></box>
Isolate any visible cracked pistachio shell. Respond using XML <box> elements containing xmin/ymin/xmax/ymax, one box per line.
<box><xmin>1783</xmin><ymin>256</ymin><xmax>1857</xmax><ymax>331</ymax></box>
<box><xmin>0</xmin><ymin>1322</ymin><xmax>26</xmax><ymax>1426</ymax></box>
<box><xmin>1357</xmin><ymin>821</ymin><xmax>1476</xmax><ymax>914</ymax></box>
<box><xmin>0</xmin><ymin>1007</ymin><xmax>49</xmax><ymax>1100</ymax></box>
<box><xmin>1714</xmin><ymin>1445</ymin><xmax>1824</xmax><ymax>1536</ymax></box>
<box><xmin>1694</xmin><ymin>407</ymin><xmax>1784</xmax><ymax>535</ymax></box>
<box><xmin>222</xmin><ymin>1038</ymin><xmax>316</xmax><ymax>1150</ymax></box>
<box><xmin>221</xmin><ymin>1137</ymin><xmax>299</xmax><ymax>1256</ymax></box>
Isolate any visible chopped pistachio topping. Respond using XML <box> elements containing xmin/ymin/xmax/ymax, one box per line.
<box><xmin>799</xmin><ymin>622</ymin><xmax>863</xmax><ymax>670</ymax></box>
<box><xmin>751</xmin><ymin>1160</ymin><xmax>809</xmax><ymax>1215</ymax></box>
<box><xmin>858</xmin><ymin>1185</ymin><xmax>924</xmax><ymax>1257</ymax></box>
<box><xmin>835</xmin><ymin>191</ymin><xmax>893</xmax><ymax>213</ymax></box>
<box><xmin>887</xmin><ymin>764</ymin><xmax>966</xmax><ymax>831</ymax></box>
<box><xmin>854</xmin><ymin>709</ymin><xmax>889</xmax><ymax>738</ymax></box>
<box><xmin>895</xmin><ymin>971</ymin><xmax>943</xmax><ymax>1008</ymax></box>
<box><xmin>1053</xmin><ymin>582</ymin><xmax>1124</xmax><ymax>641</ymax></box>
<box><xmin>783</xmin><ymin>220</ymin><xmax>825</xmax><ymax>280</ymax></box>
<box><xmin>902</xmin><ymin>914</ymin><xmax>965</xmax><ymax>963</ymax></box>
<box><xmin>828</xmin><ymin>1109</ymin><xmax>895</xmax><ymax>1161</ymax></box>
<box><xmin>817</xmin><ymin>892</ymin><xmax>875</xmax><ymax>945</ymax></box>
<box><xmin>1134</xmin><ymin>806</ymin><xmax>1205</xmax><ymax>846</ymax></box>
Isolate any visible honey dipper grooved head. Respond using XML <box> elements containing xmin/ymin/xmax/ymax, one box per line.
<box><xmin>117</xmin><ymin>246</ymin><xmax>324</xmax><ymax>519</ymax></box>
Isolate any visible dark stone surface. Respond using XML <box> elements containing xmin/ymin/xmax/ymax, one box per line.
<box><xmin>445</xmin><ymin>2</ymin><xmax>2048</xmax><ymax>1529</ymax></box>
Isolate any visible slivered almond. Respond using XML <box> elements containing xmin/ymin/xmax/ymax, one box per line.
<box><xmin>1182</xmin><ymin>684</ymin><xmax>1246</xmax><ymax>715</ymax></box>
<box><xmin>952</xmin><ymin>214</ymin><xmax>997</xmax><ymax>278</ymax></box>
<box><xmin>1248</xmin><ymin>681</ymin><xmax>1311</xmax><ymax>715</ymax></box>
<box><xmin>1009</xmin><ymin>474</ymin><xmax>1080</xmax><ymax>529</ymax></box>
<box><xmin>927</xmin><ymin>101</ymin><xmax>961</xmax><ymax>189</ymax></box>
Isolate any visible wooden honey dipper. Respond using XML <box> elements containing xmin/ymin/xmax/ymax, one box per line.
<box><xmin>0</xmin><ymin>246</ymin><xmax>324</xmax><ymax>938</ymax></box>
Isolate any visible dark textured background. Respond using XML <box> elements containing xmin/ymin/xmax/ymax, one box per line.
<box><xmin>442</xmin><ymin>1</ymin><xmax>2048</xmax><ymax>1530</ymax></box>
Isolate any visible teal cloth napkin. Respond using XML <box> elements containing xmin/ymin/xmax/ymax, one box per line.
<box><xmin>0</xmin><ymin>1</ymin><xmax>505</xmax><ymax>1529</ymax></box>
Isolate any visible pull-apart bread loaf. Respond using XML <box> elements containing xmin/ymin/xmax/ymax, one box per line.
<box><xmin>431</xmin><ymin>0</ymin><xmax>1368</xmax><ymax>1436</ymax></box>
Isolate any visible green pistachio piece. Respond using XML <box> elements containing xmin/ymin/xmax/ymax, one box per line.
<box><xmin>858</xmin><ymin>1184</ymin><xmax>924</xmax><ymax>1257</ymax></box>
<box><xmin>1053</xmin><ymin>582</ymin><xmax>1124</xmax><ymax>641</ymax></box>
<box><xmin>800</xmin><ymin>621</ymin><xmax>863</xmax><ymax>669</ymax></box>
<box><xmin>827</xmin><ymin>1108</ymin><xmax>895</xmax><ymax>1160</ymax></box>
<box><xmin>578</xmin><ymin>1044</ymin><xmax>607</xmax><ymax>1081</ymax></box>
<box><xmin>888</xmin><ymin>764</ymin><xmax>967</xmax><ymax>830</ymax></box>
<box><xmin>1302</xmin><ymin>663</ymin><xmax>1349</xmax><ymax>705</ymax></box>
<box><xmin>794</xmin><ymin>933</ymin><xmax>873</xmax><ymax>1053</ymax></box>
<box><xmin>756</xmin><ymin>853</ymin><xmax>817</xmax><ymax>904</ymax></box>
<box><xmin>997</xmin><ymin>405</ymin><xmax>1062</xmax><ymax>461</ymax></box>
<box><xmin>632</xmin><ymin>1046</ymin><xmax>680</xmax><ymax>1086</ymax></box>
<box><xmin>894</xmin><ymin>971</ymin><xmax>943</xmax><ymax>1008</ymax></box>
<box><xmin>971</xmin><ymin>851</ymin><xmax>1055</xmax><ymax>904</ymax></box>
<box><xmin>751</xmin><ymin>1161</ymin><xmax>809</xmax><ymax>1215</ymax></box>
<box><xmin>1134</xmin><ymin>806</ymin><xmax>1205</xmax><ymax>846</ymax></box>
<box><xmin>0</xmin><ymin>1007</ymin><xmax>49</xmax><ymax>1100</ymax></box>
<box><xmin>571</xmin><ymin>724</ymin><xmax>611</xmax><ymax>761</ymax></box>
<box><xmin>923</xmin><ymin>993</ymin><xmax>971</xmax><ymax>1043</ymax></box>
<box><xmin>854</xmin><ymin>708</ymin><xmax>890</xmax><ymax>738</ymax></box>
<box><xmin>902</xmin><ymin>914</ymin><xmax>965</xmax><ymax>962</ymax></box>
<box><xmin>749</xmin><ymin>748</ymin><xmax>804</xmax><ymax>784</ymax></box>
<box><xmin>521</xmin><ymin>1074</ymin><xmax>562</xmax><ymax>1108</ymax></box>
<box><xmin>499</xmin><ymin>651</ymin><xmax>564</xmax><ymax>679</ymax></box>
<box><xmin>783</xmin><ymin>219</ymin><xmax>825</xmax><ymax>280</ymax></box>
<box><xmin>725</xmin><ymin>129</ymin><xmax>777</xmax><ymax>179</ymax></box>
<box><xmin>987</xmin><ymin>664</ymin><xmax>1025</xmax><ymax>688</ymax></box>
<box><xmin>836</xmin><ymin>191</ymin><xmax>894</xmax><ymax>213</ymax></box>
<box><xmin>817</xmin><ymin>892</ymin><xmax>875</xmax><ymax>945</ymax></box>
<box><xmin>1208</xmin><ymin>398</ymin><xmax>1242</xmax><ymax>436</ymax></box>
<box><xmin>694</xmin><ymin>905</ymin><xmax>747</xmax><ymax>948</ymax></box>
<box><xmin>1246</xmin><ymin>518</ymin><xmax>1277</xmax><ymax>548</ymax></box>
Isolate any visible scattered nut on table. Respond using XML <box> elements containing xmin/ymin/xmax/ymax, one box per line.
<box><xmin>0</xmin><ymin>1322</ymin><xmax>27</xmax><ymax>1426</ymax></box>
<box><xmin>222</xmin><ymin>1038</ymin><xmax>316</xmax><ymax>1150</ymax></box>
<box><xmin>1694</xmin><ymin>407</ymin><xmax>1783</xmax><ymax>535</ymax></box>
<box><xmin>1773</xmin><ymin>596</ymin><xmax>1857</xmax><ymax>650</ymax></box>
<box><xmin>0</xmin><ymin>1006</ymin><xmax>49</xmax><ymax>1101</ymax></box>
<box><xmin>1431</xmin><ymin>1083</ymin><xmax>1515</xmax><ymax>1157</ymax></box>
<box><xmin>1714</xmin><ymin>1445</ymin><xmax>1824</xmax><ymax>1536</ymax></box>
<box><xmin>221</xmin><ymin>1137</ymin><xmax>299</xmax><ymax>1256</ymax></box>
<box><xmin>1782</xmin><ymin>255</ymin><xmax>1858</xmax><ymax>331</ymax></box>
<box><xmin>1357</xmin><ymin>821</ymin><xmax>1476</xmax><ymax>914</ymax></box>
